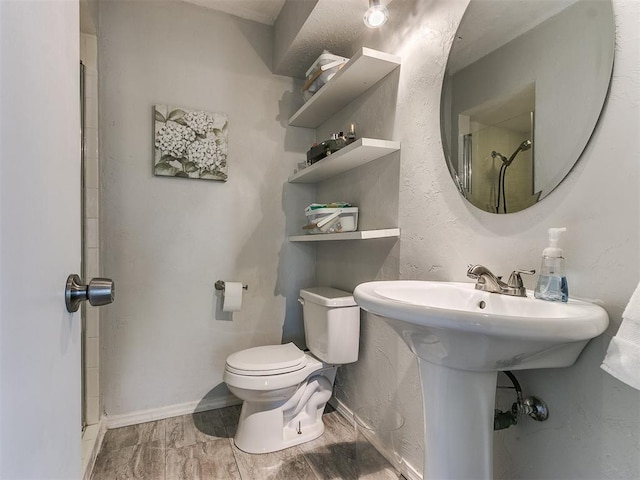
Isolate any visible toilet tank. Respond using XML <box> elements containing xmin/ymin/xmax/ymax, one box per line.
<box><xmin>299</xmin><ymin>287</ymin><xmax>360</xmax><ymax>364</ymax></box>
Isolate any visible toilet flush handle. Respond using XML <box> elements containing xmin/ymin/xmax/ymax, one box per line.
<box><xmin>298</xmin><ymin>297</ymin><xmax>305</xmax><ymax>306</ymax></box>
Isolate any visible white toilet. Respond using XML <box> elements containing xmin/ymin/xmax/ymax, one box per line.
<box><xmin>223</xmin><ymin>287</ymin><xmax>360</xmax><ymax>454</ymax></box>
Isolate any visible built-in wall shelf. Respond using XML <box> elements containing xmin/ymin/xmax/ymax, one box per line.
<box><xmin>288</xmin><ymin>47</ymin><xmax>401</xmax><ymax>128</ymax></box>
<box><xmin>289</xmin><ymin>228</ymin><xmax>400</xmax><ymax>242</ymax></box>
<box><xmin>288</xmin><ymin>138</ymin><xmax>400</xmax><ymax>184</ymax></box>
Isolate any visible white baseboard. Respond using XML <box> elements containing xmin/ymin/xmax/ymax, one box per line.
<box><xmin>329</xmin><ymin>397</ymin><xmax>423</xmax><ymax>480</ymax></box>
<box><xmin>82</xmin><ymin>419</ymin><xmax>107</xmax><ymax>480</ymax></box>
<box><xmin>105</xmin><ymin>394</ymin><xmax>242</xmax><ymax>429</ymax></box>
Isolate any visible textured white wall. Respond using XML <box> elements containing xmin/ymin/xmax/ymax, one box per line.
<box><xmin>318</xmin><ymin>0</ymin><xmax>640</xmax><ymax>477</ymax></box>
<box><xmin>98</xmin><ymin>0</ymin><xmax>316</xmax><ymax>416</ymax></box>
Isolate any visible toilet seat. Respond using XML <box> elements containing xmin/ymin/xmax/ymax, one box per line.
<box><xmin>225</xmin><ymin>343</ymin><xmax>307</xmax><ymax>376</ymax></box>
<box><xmin>224</xmin><ymin>352</ymin><xmax>325</xmax><ymax>392</ymax></box>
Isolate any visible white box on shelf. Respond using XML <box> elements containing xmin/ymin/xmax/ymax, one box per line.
<box><xmin>304</xmin><ymin>207</ymin><xmax>359</xmax><ymax>234</ymax></box>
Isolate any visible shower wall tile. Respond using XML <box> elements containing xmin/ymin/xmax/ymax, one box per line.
<box><xmin>86</xmin><ymin>397</ymin><xmax>100</xmax><ymax>426</ymax></box>
<box><xmin>85</xmin><ymin>97</ymin><xmax>98</xmax><ymax>129</ymax></box>
<box><xmin>85</xmin><ymin>72</ymin><xmax>98</xmax><ymax>99</ymax></box>
<box><xmin>85</xmin><ymin>157</ymin><xmax>99</xmax><ymax>189</ymax></box>
<box><xmin>82</xmin><ymin>34</ymin><xmax>98</xmax><ymax>69</ymax></box>
<box><xmin>85</xmin><ymin>187</ymin><xmax>99</xmax><ymax>219</ymax></box>
<box><xmin>85</xmin><ymin>219</ymin><xmax>98</xmax><ymax>249</ymax></box>
<box><xmin>84</xmin><ymin>127</ymin><xmax>98</xmax><ymax>162</ymax></box>
<box><xmin>86</xmin><ymin>367</ymin><xmax>99</xmax><ymax>397</ymax></box>
<box><xmin>85</xmin><ymin>247</ymin><xmax>99</xmax><ymax>279</ymax></box>
<box><xmin>86</xmin><ymin>338</ymin><xmax>99</xmax><ymax>369</ymax></box>
<box><xmin>86</xmin><ymin>308</ymin><xmax>99</xmax><ymax>338</ymax></box>
<box><xmin>81</xmin><ymin>32</ymin><xmax>101</xmax><ymax>433</ymax></box>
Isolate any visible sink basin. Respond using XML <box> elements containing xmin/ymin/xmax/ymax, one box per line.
<box><xmin>353</xmin><ymin>280</ymin><xmax>609</xmax><ymax>480</ymax></box>
<box><xmin>353</xmin><ymin>280</ymin><xmax>609</xmax><ymax>371</ymax></box>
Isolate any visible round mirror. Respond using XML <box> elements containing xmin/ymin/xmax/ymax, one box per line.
<box><xmin>440</xmin><ymin>0</ymin><xmax>614</xmax><ymax>214</ymax></box>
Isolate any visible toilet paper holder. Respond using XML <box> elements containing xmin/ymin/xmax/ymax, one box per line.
<box><xmin>215</xmin><ymin>280</ymin><xmax>248</xmax><ymax>291</ymax></box>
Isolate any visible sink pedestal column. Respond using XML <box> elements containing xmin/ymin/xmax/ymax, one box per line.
<box><xmin>418</xmin><ymin>359</ymin><xmax>497</xmax><ymax>480</ymax></box>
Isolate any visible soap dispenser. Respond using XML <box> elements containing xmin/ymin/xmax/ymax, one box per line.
<box><xmin>534</xmin><ymin>227</ymin><xmax>568</xmax><ymax>302</ymax></box>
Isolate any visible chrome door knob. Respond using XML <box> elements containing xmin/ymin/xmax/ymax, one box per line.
<box><xmin>65</xmin><ymin>274</ymin><xmax>115</xmax><ymax>313</ymax></box>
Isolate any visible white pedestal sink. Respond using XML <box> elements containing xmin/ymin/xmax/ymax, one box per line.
<box><xmin>353</xmin><ymin>281</ymin><xmax>609</xmax><ymax>480</ymax></box>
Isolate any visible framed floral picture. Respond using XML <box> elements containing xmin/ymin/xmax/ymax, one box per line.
<box><xmin>153</xmin><ymin>105</ymin><xmax>228</xmax><ymax>181</ymax></box>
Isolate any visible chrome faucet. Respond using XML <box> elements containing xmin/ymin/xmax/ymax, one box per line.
<box><xmin>466</xmin><ymin>264</ymin><xmax>535</xmax><ymax>297</ymax></box>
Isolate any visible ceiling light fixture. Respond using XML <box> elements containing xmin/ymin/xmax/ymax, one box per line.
<box><xmin>363</xmin><ymin>0</ymin><xmax>388</xmax><ymax>28</ymax></box>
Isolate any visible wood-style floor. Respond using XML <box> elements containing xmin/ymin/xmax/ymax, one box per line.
<box><xmin>90</xmin><ymin>405</ymin><xmax>401</xmax><ymax>479</ymax></box>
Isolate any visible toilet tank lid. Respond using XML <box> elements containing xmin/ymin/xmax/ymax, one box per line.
<box><xmin>300</xmin><ymin>287</ymin><xmax>357</xmax><ymax>307</ymax></box>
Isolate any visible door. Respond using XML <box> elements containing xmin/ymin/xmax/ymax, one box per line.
<box><xmin>1</xmin><ymin>1</ymin><xmax>82</xmax><ymax>478</ymax></box>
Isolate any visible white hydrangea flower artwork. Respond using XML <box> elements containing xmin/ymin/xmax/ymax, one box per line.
<box><xmin>155</xmin><ymin>123</ymin><xmax>196</xmax><ymax>158</ymax></box>
<box><xmin>187</xmin><ymin>138</ymin><xmax>226</xmax><ymax>171</ymax></box>
<box><xmin>154</xmin><ymin>105</ymin><xmax>228</xmax><ymax>181</ymax></box>
<box><xmin>183</xmin><ymin>111</ymin><xmax>216</xmax><ymax>135</ymax></box>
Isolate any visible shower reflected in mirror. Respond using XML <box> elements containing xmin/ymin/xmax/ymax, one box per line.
<box><xmin>458</xmin><ymin>90</ymin><xmax>535</xmax><ymax>214</ymax></box>
<box><xmin>492</xmin><ymin>139</ymin><xmax>533</xmax><ymax>214</ymax></box>
<box><xmin>440</xmin><ymin>0</ymin><xmax>615</xmax><ymax>214</ymax></box>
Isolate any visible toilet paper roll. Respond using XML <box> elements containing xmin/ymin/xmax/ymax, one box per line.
<box><xmin>222</xmin><ymin>282</ymin><xmax>243</xmax><ymax>312</ymax></box>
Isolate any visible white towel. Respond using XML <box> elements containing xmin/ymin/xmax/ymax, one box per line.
<box><xmin>601</xmin><ymin>282</ymin><xmax>640</xmax><ymax>391</ymax></box>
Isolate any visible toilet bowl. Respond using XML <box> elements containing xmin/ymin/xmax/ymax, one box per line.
<box><xmin>223</xmin><ymin>287</ymin><xmax>360</xmax><ymax>454</ymax></box>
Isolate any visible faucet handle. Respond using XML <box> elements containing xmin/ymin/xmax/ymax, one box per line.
<box><xmin>507</xmin><ymin>269</ymin><xmax>535</xmax><ymax>287</ymax></box>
